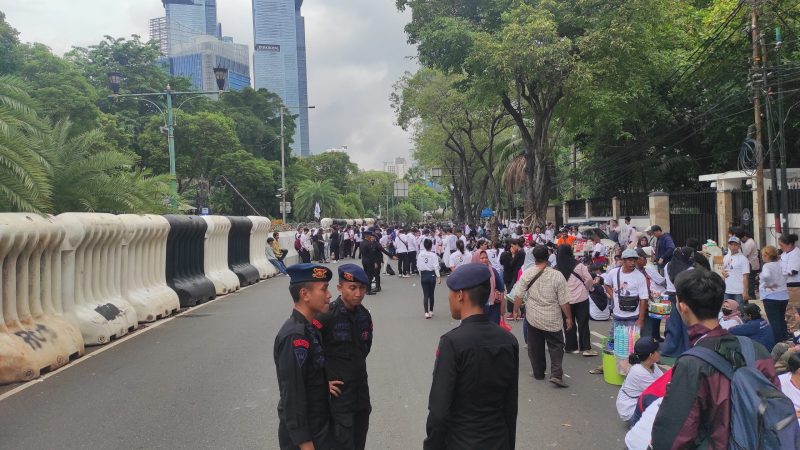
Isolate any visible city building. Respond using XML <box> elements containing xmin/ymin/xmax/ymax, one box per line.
<box><xmin>170</xmin><ymin>35</ymin><xmax>250</xmax><ymax>92</ymax></box>
<box><xmin>252</xmin><ymin>0</ymin><xmax>311</xmax><ymax>157</ymax></box>
<box><xmin>150</xmin><ymin>0</ymin><xmax>250</xmax><ymax>92</ymax></box>
<box><xmin>383</xmin><ymin>157</ymin><xmax>408</xmax><ymax>179</ymax></box>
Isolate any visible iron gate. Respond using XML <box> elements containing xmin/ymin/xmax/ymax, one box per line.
<box><xmin>731</xmin><ymin>190</ymin><xmax>754</xmax><ymax>236</ymax></box>
<box><xmin>669</xmin><ymin>191</ymin><xmax>718</xmax><ymax>247</ymax></box>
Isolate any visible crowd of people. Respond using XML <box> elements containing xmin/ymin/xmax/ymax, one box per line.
<box><xmin>272</xmin><ymin>216</ymin><xmax>800</xmax><ymax>449</ymax></box>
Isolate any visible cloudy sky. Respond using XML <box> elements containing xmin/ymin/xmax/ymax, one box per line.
<box><xmin>2</xmin><ymin>0</ymin><xmax>418</xmax><ymax>170</ymax></box>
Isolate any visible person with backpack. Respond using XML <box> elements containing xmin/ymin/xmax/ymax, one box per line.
<box><xmin>651</xmin><ymin>269</ymin><xmax>799</xmax><ymax>450</ymax></box>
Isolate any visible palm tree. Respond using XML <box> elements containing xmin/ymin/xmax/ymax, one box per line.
<box><xmin>293</xmin><ymin>179</ymin><xmax>341</xmax><ymax>221</ymax></box>
<box><xmin>0</xmin><ymin>75</ymin><xmax>53</xmax><ymax>212</ymax></box>
<box><xmin>47</xmin><ymin>119</ymin><xmax>173</xmax><ymax>214</ymax></box>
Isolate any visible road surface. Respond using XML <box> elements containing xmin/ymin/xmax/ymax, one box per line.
<box><xmin>0</xmin><ymin>264</ymin><xmax>629</xmax><ymax>449</ymax></box>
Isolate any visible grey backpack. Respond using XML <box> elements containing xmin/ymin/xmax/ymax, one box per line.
<box><xmin>683</xmin><ymin>336</ymin><xmax>800</xmax><ymax>450</ymax></box>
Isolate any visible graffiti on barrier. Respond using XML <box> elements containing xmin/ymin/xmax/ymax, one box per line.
<box><xmin>15</xmin><ymin>324</ymin><xmax>58</xmax><ymax>350</ymax></box>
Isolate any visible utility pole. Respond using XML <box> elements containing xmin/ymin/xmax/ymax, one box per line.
<box><xmin>751</xmin><ymin>0</ymin><xmax>767</xmax><ymax>244</ymax></box>
<box><xmin>280</xmin><ymin>107</ymin><xmax>287</xmax><ymax>224</ymax></box>
<box><xmin>759</xmin><ymin>30</ymin><xmax>782</xmax><ymax>233</ymax></box>
<box><xmin>775</xmin><ymin>26</ymin><xmax>790</xmax><ymax>231</ymax></box>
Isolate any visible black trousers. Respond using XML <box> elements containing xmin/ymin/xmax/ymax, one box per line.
<box><xmin>300</xmin><ymin>248</ymin><xmax>311</xmax><ymax>263</ymax></box>
<box><xmin>330</xmin><ymin>381</ymin><xmax>371</xmax><ymax>450</ymax></box>
<box><xmin>363</xmin><ymin>262</ymin><xmax>381</xmax><ymax>293</ymax></box>
<box><xmin>563</xmin><ymin>300</ymin><xmax>591</xmax><ymax>352</ymax></box>
<box><xmin>398</xmin><ymin>253</ymin><xmax>409</xmax><ymax>275</ymax></box>
<box><xmin>526</xmin><ymin>321</ymin><xmax>565</xmax><ymax>379</ymax></box>
<box><xmin>331</xmin><ymin>243</ymin><xmax>340</xmax><ymax>260</ymax></box>
<box><xmin>763</xmin><ymin>299</ymin><xmax>789</xmax><ymax>343</ymax></box>
<box><xmin>421</xmin><ymin>271</ymin><xmax>436</xmax><ymax>312</ymax></box>
<box><xmin>409</xmin><ymin>251</ymin><xmax>418</xmax><ymax>273</ymax></box>
<box><xmin>342</xmin><ymin>240</ymin><xmax>352</xmax><ymax>259</ymax></box>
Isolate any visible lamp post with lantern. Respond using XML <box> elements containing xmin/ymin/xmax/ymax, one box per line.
<box><xmin>106</xmin><ymin>68</ymin><xmax>229</xmax><ymax>207</ymax></box>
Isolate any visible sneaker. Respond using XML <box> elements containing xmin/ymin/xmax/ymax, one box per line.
<box><xmin>582</xmin><ymin>350</ymin><xmax>599</xmax><ymax>357</ymax></box>
<box><xmin>549</xmin><ymin>377</ymin><xmax>568</xmax><ymax>388</ymax></box>
<box><xmin>425</xmin><ymin>312</ymin><xmax>431</xmax><ymax>319</ymax></box>
<box><xmin>567</xmin><ymin>350</ymin><xmax>580</xmax><ymax>354</ymax></box>
<box><xmin>588</xmin><ymin>366</ymin><xmax>604</xmax><ymax>375</ymax></box>
<box><xmin>429</xmin><ymin>312</ymin><xmax>434</xmax><ymax>317</ymax></box>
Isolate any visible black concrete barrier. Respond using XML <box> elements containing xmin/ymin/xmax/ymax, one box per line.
<box><xmin>164</xmin><ymin>215</ymin><xmax>216</xmax><ymax>307</ymax></box>
<box><xmin>226</xmin><ymin>216</ymin><xmax>260</xmax><ymax>286</ymax></box>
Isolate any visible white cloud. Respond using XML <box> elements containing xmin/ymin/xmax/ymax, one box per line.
<box><xmin>2</xmin><ymin>0</ymin><xmax>418</xmax><ymax>171</ymax></box>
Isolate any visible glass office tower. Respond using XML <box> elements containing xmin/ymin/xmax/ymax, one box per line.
<box><xmin>252</xmin><ymin>0</ymin><xmax>311</xmax><ymax>157</ymax></box>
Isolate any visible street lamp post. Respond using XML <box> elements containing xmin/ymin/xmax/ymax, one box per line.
<box><xmin>279</xmin><ymin>105</ymin><xmax>315</xmax><ymax>223</ymax></box>
<box><xmin>107</xmin><ymin>68</ymin><xmax>229</xmax><ymax>207</ymax></box>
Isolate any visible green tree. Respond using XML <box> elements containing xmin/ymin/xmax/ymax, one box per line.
<box><xmin>293</xmin><ymin>179</ymin><xmax>342</xmax><ymax>221</ymax></box>
<box><xmin>218</xmin><ymin>87</ymin><xmax>294</xmax><ymax>160</ymax></box>
<box><xmin>0</xmin><ymin>12</ymin><xmax>22</xmax><ymax>79</ymax></box>
<box><xmin>300</xmin><ymin>151</ymin><xmax>359</xmax><ymax>192</ymax></box>
<box><xmin>391</xmin><ymin>201</ymin><xmax>422</xmax><ymax>224</ymax></box>
<box><xmin>47</xmin><ymin>119</ymin><xmax>173</xmax><ymax>213</ymax></box>
<box><xmin>0</xmin><ymin>75</ymin><xmax>53</xmax><ymax>212</ymax></box>
<box><xmin>209</xmin><ymin>150</ymin><xmax>280</xmax><ymax>216</ymax></box>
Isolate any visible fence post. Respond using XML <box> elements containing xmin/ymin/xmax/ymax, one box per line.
<box><xmin>649</xmin><ymin>192</ymin><xmax>670</xmax><ymax>232</ymax></box>
<box><xmin>562</xmin><ymin>202</ymin><xmax>569</xmax><ymax>225</ymax></box>
<box><xmin>717</xmin><ymin>190</ymin><xmax>734</xmax><ymax>248</ymax></box>
<box><xmin>584</xmin><ymin>199</ymin><xmax>591</xmax><ymax>220</ymax></box>
<box><xmin>612</xmin><ymin>197</ymin><xmax>621</xmax><ymax>220</ymax></box>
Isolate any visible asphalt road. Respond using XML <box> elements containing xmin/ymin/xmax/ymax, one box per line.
<box><xmin>0</xmin><ymin>263</ymin><xmax>628</xmax><ymax>449</ymax></box>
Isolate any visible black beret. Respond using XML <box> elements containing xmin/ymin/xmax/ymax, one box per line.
<box><xmin>338</xmin><ymin>264</ymin><xmax>370</xmax><ymax>285</ymax></box>
<box><xmin>446</xmin><ymin>263</ymin><xmax>491</xmax><ymax>291</ymax></box>
<box><xmin>286</xmin><ymin>263</ymin><xmax>333</xmax><ymax>285</ymax></box>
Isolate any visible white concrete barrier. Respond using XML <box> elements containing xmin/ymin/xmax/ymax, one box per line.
<box><xmin>56</xmin><ymin>213</ymin><xmax>138</xmax><ymax>345</ymax></box>
<box><xmin>0</xmin><ymin>214</ymin><xmax>85</xmax><ymax>384</ymax></box>
<box><xmin>278</xmin><ymin>231</ymin><xmax>300</xmax><ymax>266</ymax></box>
<box><xmin>201</xmin><ymin>216</ymin><xmax>240</xmax><ymax>295</ymax></box>
<box><xmin>120</xmin><ymin>214</ymin><xmax>180</xmax><ymax>322</ymax></box>
<box><xmin>248</xmin><ymin>216</ymin><xmax>276</xmax><ymax>279</ymax></box>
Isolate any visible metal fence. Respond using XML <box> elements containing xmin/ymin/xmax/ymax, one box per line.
<box><xmin>731</xmin><ymin>189</ymin><xmax>754</xmax><ymax>235</ymax></box>
<box><xmin>619</xmin><ymin>193</ymin><xmax>650</xmax><ymax>217</ymax></box>
<box><xmin>767</xmin><ymin>189</ymin><xmax>800</xmax><ymax>214</ymax></box>
<box><xmin>669</xmin><ymin>191</ymin><xmax>718</xmax><ymax>247</ymax></box>
<box><xmin>567</xmin><ymin>199</ymin><xmax>584</xmax><ymax>219</ymax></box>
<box><xmin>590</xmin><ymin>197</ymin><xmax>612</xmax><ymax>217</ymax></box>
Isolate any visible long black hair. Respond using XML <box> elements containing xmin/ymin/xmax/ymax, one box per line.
<box><xmin>555</xmin><ymin>244</ymin><xmax>578</xmax><ymax>281</ymax></box>
<box><xmin>669</xmin><ymin>246</ymin><xmax>697</xmax><ymax>284</ymax></box>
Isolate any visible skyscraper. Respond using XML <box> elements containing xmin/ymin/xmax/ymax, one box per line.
<box><xmin>252</xmin><ymin>0</ymin><xmax>311</xmax><ymax>157</ymax></box>
<box><xmin>152</xmin><ymin>0</ymin><xmax>250</xmax><ymax>92</ymax></box>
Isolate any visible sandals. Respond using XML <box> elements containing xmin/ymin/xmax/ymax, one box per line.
<box><xmin>582</xmin><ymin>350</ymin><xmax>599</xmax><ymax>357</ymax></box>
<box><xmin>588</xmin><ymin>366</ymin><xmax>604</xmax><ymax>374</ymax></box>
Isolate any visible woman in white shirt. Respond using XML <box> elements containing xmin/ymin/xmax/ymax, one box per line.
<box><xmin>616</xmin><ymin>337</ymin><xmax>663</xmax><ymax>427</ymax></box>
<box><xmin>780</xmin><ymin>234</ymin><xmax>800</xmax><ymax>333</ymax></box>
<box><xmin>449</xmin><ymin>240</ymin><xmax>472</xmax><ymax>272</ymax></box>
<box><xmin>417</xmin><ymin>239</ymin><xmax>441</xmax><ymax>319</ymax></box>
<box><xmin>761</xmin><ymin>245</ymin><xmax>789</xmax><ymax>343</ymax></box>
<box><xmin>778</xmin><ymin>353</ymin><xmax>800</xmax><ymax>427</ymax></box>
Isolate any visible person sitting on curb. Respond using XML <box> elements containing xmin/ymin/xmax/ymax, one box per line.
<box><xmin>729</xmin><ymin>303</ymin><xmax>775</xmax><ymax>352</ymax></box>
<box><xmin>616</xmin><ymin>337</ymin><xmax>663</xmax><ymax>428</ymax></box>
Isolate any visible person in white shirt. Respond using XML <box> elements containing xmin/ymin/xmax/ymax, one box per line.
<box><xmin>778</xmin><ymin>353</ymin><xmax>800</xmax><ymax>427</ymax></box>
<box><xmin>532</xmin><ymin>225</ymin><xmax>547</xmax><ymax>246</ymax></box>
<box><xmin>760</xmin><ymin>245</ymin><xmax>789</xmax><ymax>343</ymax></box>
<box><xmin>449</xmin><ymin>240</ymin><xmax>472</xmax><ymax>272</ymax></box>
<box><xmin>417</xmin><ymin>238</ymin><xmax>441</xmax><ymax>319</ymax></box>
<box><xmin>722</xmin><ymin>236</ymin><xmax>750</xmax><ymax>305</ymax></box>
<box><xmin>624</xmin><ymin>216</ymin><xmax>637</xmax><ymax>248</ymax></box>
<box><xmin>591</xmin><ymin>233</ymin><xmax>608</xmax><ymax>265</ymax></box>
<box><xmin>616</xmin><ymin>337</ymin><xmax>663</xmax><ymax>427</ymax></box>
<box><xmin>779</xmin><ymin>233</ymin><xmax>800</xmax><ymax>332</ymax></box>
<box><xmin>394</xmin><ymin>229</ymin><xmax>410</xmax><ymax>278</ymax></box>
<box><xmin>617</xmin><ymin>219</ymin><xmax>628</xmax><ymax>248</ymax></box>
<box><xmin>605</xmin><ymin>249</ymin><xmax>649</xmax><ymax>335</ymax></box>
<box><xmin>407</xmin><ymin>229</ymin><xmax>419</xmax><ymax>275</ymax></box>
<box><xmin>740</xmin><ymin>230</ymin><xmax>760</xmax><ymax>298</ymax></box>
<box><xmin>718</xmin><ymin>299</ymin><xmax>744</xmax><ymax>330</ymax></box>
<box><xmin>300</xmin><ymin>228</ymin><xmax>313</xmax><ymax>263</ymax></box>
<box><xmin>635</xmin><ymin>248</ymin><xmax>666</xmax><ymax>341</ymax></box>
<box><xmin>544</xmin><ymin>222</ymin><xmax>555</xmax><ymax>243</ymax></box>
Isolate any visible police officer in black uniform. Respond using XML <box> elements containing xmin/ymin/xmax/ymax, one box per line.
<box><xmin>274</xmin><ymin>263</ymin><xmax>335</xmax><ymax>450</ymax></box>
<box><xmin>424</xmin><ymin>263</ymin><xmax>520</xmax><ymax>450</ymax></box>
<box><xmin>317</xmin><ymin>264</ymin><xmax>373</xmax><ymax>450</ymax></box>
<box><xmin>359</xmin><ymin>230</ymin><xmax>393</xmax><ymax>295</ymax></box>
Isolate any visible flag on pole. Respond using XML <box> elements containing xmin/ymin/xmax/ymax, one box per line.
<box><xmin>314</xmin><ymin>201</ymin><xmax>321</xmax><ymax>219</ymax></box>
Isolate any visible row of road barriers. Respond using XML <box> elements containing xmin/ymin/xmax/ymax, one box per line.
<box><xmin>0</xmin><ymin>213</ymin><xmax>281</xmax><ymax>385</ymax></box>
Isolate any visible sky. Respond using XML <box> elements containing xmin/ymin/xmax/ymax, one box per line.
<box><xmin>1</xmin><ymin>0</ymin><xmax>418</xmax><ymax>170</ymax></box>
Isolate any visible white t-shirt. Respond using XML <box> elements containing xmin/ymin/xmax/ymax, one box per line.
<box><xmin>778</xmin><ymin>373</ymin><xmax>800</xmax><ymax>427</ymax></box>
<box><xmin>593</xmin><ymin>243</ymin><xmax>606</xmax><ymax>257</ymax></box>
<box><xmin>605</xmin><ymin>268</ymin><xmax>648</xmax><ymax>319</ymax></box>
<box><xmin>616</xmin><ymin>363</ymin><xmax>664</xmax><ymax>421</ymax></box>
<box><xmin>625</xmin><ymin>397</ymin><xmax>662</xmax><ymax>450</ymax></box>
<box><xmin>781</xmin><ymin>247</ymin><xmax>800</xmax><ymax>285</ymax></box>
<box><xmin>548</xmin><ymin>253</ymin><xmax>557</xmax><ymax>267</ymax></box>
<box><xmin>450</xmin><ymin>251</ymin><xmax>472</xmax><ymax>269</ymax></box>
<box><xmin>723</xmin><ymin>252</ymin><xmax>750</xmax><ymax>294</ymax></box>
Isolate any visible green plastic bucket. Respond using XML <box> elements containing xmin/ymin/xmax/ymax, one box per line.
<box><xmin>601</xmin><ymin>337</ymin><xmax>625</xmax><ymax>386</ymax></box>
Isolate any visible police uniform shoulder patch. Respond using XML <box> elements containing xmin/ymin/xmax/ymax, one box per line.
<box><xmin>312</xmin><ymin>319</ymin><xmax>323</xmax><ymax>329</ymax></box>
<box><xmin>294</xmin><ymin>347</ymin><xmax>308</xmax><ymax>367</ymax></box>
<box><xmin>293</xmin><ymin>338</ymin><xmax>310</xmax><ymax>349</ymax></box>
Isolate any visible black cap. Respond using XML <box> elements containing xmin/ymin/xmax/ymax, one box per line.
<box><xmin>633</xmin><ymin>337</ymin><xmax>659</xmax><ymax>355</ymax></box>
<box><xmin>446</xmin><ymin>263</ymin><xmax>491</xmax><ymax>291</ymax></box>
<box><xmin>286</xmin><ymin>263</ymin><xmax>333</xmax><ymax>285</ymax></box>
<box><xmin>338</xmin><ymin>264</ymin><xmax>369</xmax><ymax>285</ymax></box>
